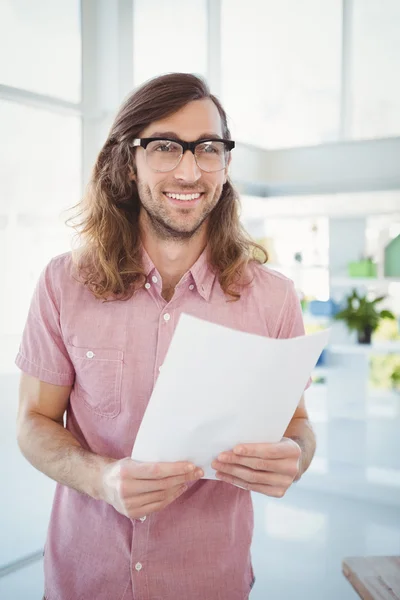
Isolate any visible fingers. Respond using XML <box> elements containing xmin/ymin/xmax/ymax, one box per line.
<box><xmin>232</xmin><ymin>439</ymin><xmax>301</xmax><ymax>460</ymax></box>
<box><xmin>123</xmin><ymin>459</ymin><xmax>199</xmax><ymax>480</ymax></box>
<box><xmin>124</xmin><ymin>468</ymin><xmax>203</xmax><ymax>496</ymax></box>
<box><xmin>123</xmin><ymin>483</ymin><xmax>188</xmax><ymax>519</ymax></box>
<box><xmin>214</xmin><ymin>471</ymin><xmax>287</xmax><ymax>498</ymax></box>
<box><xmin>129</xmin><ymin>460</ymin><xmax>196</xmax><ymax>480</ymax></box>
<box><xmin>102</xmin><ymin>459</ymin><xmax>204</xmax><ymax>520</ymax></box>
<box><xmin>117</xmin><ymin>459</ymin><xmax>203</xmax><ymax>499</ymax></box>
<box><xmin>135</xmin><ymin>483</ymin><xmax>187</xmax><ymax>508</ymax></box>
<box><xmin>130</xmin><ymin>484</ymin><xmax>189</xmax><ymax>517</ymax></box>
<box><xmin>157</xmin><ymin>469</ymin><xmax>204</xmax><ymax>490</ymax></box>
<box><xmin>213</xmin><ymin>461</ymin><xmax>294</xmax><ymax>488</ymax></box>
<box><xmin>214</xmin><ymin>454</ymin><xmax>299</xmax><ymax>478</ymax></box>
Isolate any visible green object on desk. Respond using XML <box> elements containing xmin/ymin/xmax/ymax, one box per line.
<box><xmin>384</xmin><ymin>234</ymin><xmax>400</xmax><ymax>277</ymax></box>
<box><xmin>348</xmin><ymin>259</ymin><xmax>377</xmax><ymax>278</ymax></box>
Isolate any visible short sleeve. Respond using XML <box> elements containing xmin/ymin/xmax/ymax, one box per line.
<box><xmin>15</xmin><ymin>260</ymin><xmax>75</xmax><ymax>386</ymax></box>
<box><xmin>275</xmin><ymin>278</ymin><xmax>312</xmax><ymax>390</ymax></box>
<box><xmin>275</xmin><ymin>279</ymin><xmax>307</xmax><ymax>339</ymax></box>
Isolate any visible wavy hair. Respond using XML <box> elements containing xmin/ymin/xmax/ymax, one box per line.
<box><xmin>68</xmin><ymin>73</ymin><xmax>267</xmax><ymax>301</ymax></box>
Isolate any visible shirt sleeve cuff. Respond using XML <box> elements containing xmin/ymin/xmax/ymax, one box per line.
<box><xmin>15</xmin><ymin>352</ymin><xmax>75</xmax><ymax>386</ymax></box>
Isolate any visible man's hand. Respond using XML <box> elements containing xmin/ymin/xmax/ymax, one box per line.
<box><xmin>101</xmin><ymin>458</ymin><xmax>204</xmax><ymax>519</ymax></box>
<box><xmin>211</xmin><ymin>437</ymin><xmax>301</xmax><ymax>497</ymax></box>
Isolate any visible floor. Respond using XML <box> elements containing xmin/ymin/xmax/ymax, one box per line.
<box><xmin>250</xmin><ymin>486</ymin><xmax>400</xmax><ymax>599</ymax></box>
<box><xmin>1</xmin><ymin>484</ymin><xmax>399</xmax><ymax>600</ymax></box>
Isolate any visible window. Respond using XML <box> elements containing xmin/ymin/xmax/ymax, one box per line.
<box><xmin>349</xmin><ymin>0</ymin><xmax>400</xmax><ymax>139</ymax></box>
<box><xmin>221</xmin><ymin>0</ymin><xmax>342</xmax><ymax>149</ymax></box>
<box><xmin>0</xmin><ymin>2</ymin><xmax>82</xmax><ymax>571</ymax></box>
<box><xmin>0</xmin><ymin>0</ymin><xmax>81</xmax><ymax>102</ymax></box>
<box><xmin>133</xmin><ymin>0</ymin><xmax>207</xmax><ymax>86</ymax></box>
<box><xmin>0</xmin><ymin>101</ymin><xmax>81</xmax><ymax>338</ymax></box>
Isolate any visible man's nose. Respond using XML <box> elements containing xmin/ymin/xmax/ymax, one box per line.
<box><xmin>173</xmin><ymin>150</ymin><xmax>202</xmax><ymax>183</ymax></box>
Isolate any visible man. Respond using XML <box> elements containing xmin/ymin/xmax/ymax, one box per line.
<box><xmin>16</xmin><ymin>73</ymin><xmax>315</xmax><ymax>600</ymax></box>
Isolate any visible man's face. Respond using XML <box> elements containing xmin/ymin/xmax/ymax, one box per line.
<box><xmin>133</xmin><ymin>98</ymin><xmax>230</xmax><ymax>240</ymax></box>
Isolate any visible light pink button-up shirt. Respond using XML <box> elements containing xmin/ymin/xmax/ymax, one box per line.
<box><xmin>16</xmin><ymin>248</ymin><xmax>308</xmax><ymax>600</ymax></box>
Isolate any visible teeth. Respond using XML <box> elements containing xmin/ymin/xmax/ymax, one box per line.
<box><xmin>166</xmin><ymin>193</ymin><xmax>201</xmax><ymax>201</ymax></box>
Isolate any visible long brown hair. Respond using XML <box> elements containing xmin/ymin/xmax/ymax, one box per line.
<box><xmin>69</xmin><ymin>73</ymin><xmax>267</xmax><ymax>301</ymax></box>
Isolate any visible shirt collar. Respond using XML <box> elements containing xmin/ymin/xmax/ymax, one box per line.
<box><xmin>189</xmin><ymin>247</ymin><xmax>216</xmax><ymax>302</ymax></box>
<box><xmin>140</xmin><ymin>246</ymin><xmax>155</xmax><ymax>278</ymax></box>
<box><xmin>140</xmin><ymin>245</ymin><xmax>216</xmax><ymax>302</ymax></box>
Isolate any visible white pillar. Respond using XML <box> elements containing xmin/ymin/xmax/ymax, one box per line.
<box><xmin>81</xmin><ymin>0</ymin><xmax>134</xmax><ymax>187</ymax></box>
<box><xmin>206</xmin><ymin>0</ymin><xmax>222</xmax><ymax>96</ymax></box>
<box><xmin>329</xmin><ymin>217</ymin><xmax>366</xmax><ymax>344</ymax></box>
<box><xmin>326</xmin><ymin>216</ymin><xmax>368</xmax><ymax>486</ymax></box>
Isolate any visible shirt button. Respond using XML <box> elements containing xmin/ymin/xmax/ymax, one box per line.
<box><xmin>139</xmin><ymin>516</ymin><xmax>147</xmax><ymax>522</ymax></box>
<box><xmin>135</xmin><ymin>562</ymin><xmax>143</xmax><ymax>571</ymax></box>
<box><xmin>145</xmin><ymin>282</ymin><xmax>151</xmax><ymax>289</ymax></box>
<box><xmin>163</xmin><ymin>313</ymin><xmax>170</xmax><ymax>322</ymax></box>
<box><xmin>189</xmin><ymin>284</ymin><xmax>194</xmax><ymax>291</ymax></box>
<box><xmin>152</xmin><ymin>276</ymin><xmax>158</xmax><ymax>283</ymax></box>
<box><xmin>86</xmin><ymin>351</ymin><xmax>94</xmax><ymax>359</ymax></box>
<box><xmin>158</xmin><ymin>365</ymin><xmax>162</xmax><ymax>372</ymax></box>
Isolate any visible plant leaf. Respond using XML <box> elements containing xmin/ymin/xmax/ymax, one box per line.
<box><xmin>380</xmin><ymin>310</ymin><xmax>395</xmax><ymax>320</ymax></box>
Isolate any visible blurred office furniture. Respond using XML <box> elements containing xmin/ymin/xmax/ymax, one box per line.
<box><xmin>342</xmin><ymin>556</ymin><xmax>400</xmax><ymax>599</ymax></box>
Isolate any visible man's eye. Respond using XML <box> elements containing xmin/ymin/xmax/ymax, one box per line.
<box><xmin>154</xmin><ymin>143</ymin><xmax>181</xmax><ymax>153</ymax></box>
<box><xmin>199</xmin><ymin>143</ymin><xmax>222</xmax><ymax>155</ymax></box>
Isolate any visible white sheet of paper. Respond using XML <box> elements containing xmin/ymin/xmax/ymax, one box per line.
<box><xmin>132</xmin><ymin>313</ymin><xmax>330</xmax><ymax>479</ymax></box>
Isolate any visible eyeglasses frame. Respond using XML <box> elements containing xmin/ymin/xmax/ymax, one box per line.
<box><xmin>130</xmin><ymin>137</ymin><xmax>235</xmax><ymax>172</ymax></box>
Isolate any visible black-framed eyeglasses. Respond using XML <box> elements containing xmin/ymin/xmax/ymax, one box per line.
<box><xmin>131</xmin><ymin>137</ymin><xmax>235</xmax><ymax>173</ymax></box>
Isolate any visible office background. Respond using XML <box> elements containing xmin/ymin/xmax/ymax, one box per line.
<box><xmin>0</xmin><ymin>1</ymin><xmax>399</xmax><ymax>598</ymax></box>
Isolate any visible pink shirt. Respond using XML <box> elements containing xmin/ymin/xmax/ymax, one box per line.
<box><xmin>16</xmin><ymin>249</ymin><xmax>308</xmax><ymax>600</ymax></box>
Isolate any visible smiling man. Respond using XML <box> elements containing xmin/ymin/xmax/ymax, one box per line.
<box><xmin>15</xmin><ymin>73</ymin><xmax>315</xmax><ymax>600</ymax></box>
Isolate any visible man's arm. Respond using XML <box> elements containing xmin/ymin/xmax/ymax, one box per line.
<box><xmin>283</xmin><ymin>394</ymin><xmax>316</xmax><ymax>481</ymax></box>
<box><xmin>16</xmin><ymin>373</ymin><xmax>203</xmax><ymax>518</ymax></box>
<box><xmin>16</xmin><ymin>373</ymin><xmax>114</xmax><ymax>499</ymax></box>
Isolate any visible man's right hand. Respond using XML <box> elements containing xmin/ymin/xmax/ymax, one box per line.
<box><xmin>100</xmin><ymin>458</ymin><xmax>204</xmax><ymax>519</ymax></box>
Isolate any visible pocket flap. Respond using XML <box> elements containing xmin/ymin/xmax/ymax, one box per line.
<box><xmin>67</xmin><ymin>345</ymin><xmax>123</xmax><ymax>362</ymax></box>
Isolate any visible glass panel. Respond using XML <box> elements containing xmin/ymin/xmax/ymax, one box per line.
<box><xmin>0</xmin><ymin>0</ymin><xmax>81</xmax><ymax>102</ymax></box>
<box><xmin>349</xmin><ymin>0</ymin><xmax>400</xmax><ymax>139</ymax></box>
<box><xmin>0</xmin><ymin>102</ymin><xmax>80</xmax><ymax>566</ymax></box>
<box><xmin>133</xmin><ymin>0</ymin><xmax>207</xmax><ymax>86</ymax></box>
<box><xmin>221</xmin><ymin>0</ymin><xmax>342</xmax><ymax>149</ymax></box>
<box><xmin>0</xmin><ymin>101</ymin><xmax>81</xmax><ymax>341</ymax></box>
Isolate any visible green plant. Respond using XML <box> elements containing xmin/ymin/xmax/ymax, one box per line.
<box><xmin>390</xmin><ymin>364</ymin><xmax>400</xmax><ymax>391</ymax></box>
<box><xmin>334</xmin><ymin>289</ymin><xmax>395</xmax><ymax>343</ymax></box>
<box><xmin>370</xmin><ymin>355</ymin><xmax>400</xmax><ymax>389</ymax></box>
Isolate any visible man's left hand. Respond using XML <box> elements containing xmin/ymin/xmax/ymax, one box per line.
<box><xmin>211</xmin><ymin>438</ymin><xmax>302</xmax><ymax>497</ymax></box>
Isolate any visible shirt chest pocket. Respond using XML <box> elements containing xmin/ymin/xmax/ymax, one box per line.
<box><xmin>67</xmin><ymin>345</ymin><xmax>124</xmax><ymax>418</ymax></box>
